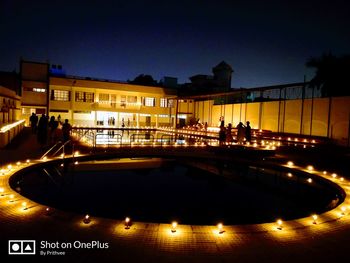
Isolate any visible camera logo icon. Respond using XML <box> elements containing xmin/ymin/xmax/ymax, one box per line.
<box><xmin>8</xmin><ymin>240</ymin><xmax>36</xmax><ymax>255</ymax></box>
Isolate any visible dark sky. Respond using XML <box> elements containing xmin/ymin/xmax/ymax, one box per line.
<box><xmin>1</xmin><ymin>0</ymin><xmax>349</xmax><ymax>88</ymax></box>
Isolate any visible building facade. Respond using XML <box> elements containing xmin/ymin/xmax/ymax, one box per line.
<box><xmin>20</xmin><ymin>60</ymin><xmax>194</xmax><ymax>128</ymax></box>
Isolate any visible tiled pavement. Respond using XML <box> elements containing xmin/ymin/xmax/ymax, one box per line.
<box><xmin>0</xmin><ymin>128</ymin><xmax>350</xmax><ymax>262</ymax></box>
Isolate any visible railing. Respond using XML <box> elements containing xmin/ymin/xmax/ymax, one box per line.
<box><xmin>93</xmin><ymin>133</ymin><xmax>122</xmax><ymax>150</ymax></box>
<box><xmin>129</xmin><ymin>133</ymin><xmax>155</xmax><ymax>146</ymax></box>
<box><xmin>40</xmin><ymin>141</ymin><xmax>63</xmax><ymax>159</ymax></box>
<box><xmin>160</xmin><ymin>134</ymin><xmax>175</xmax><ymax>146</ymax></box>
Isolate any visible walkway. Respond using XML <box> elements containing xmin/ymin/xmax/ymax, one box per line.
<box><xmin>0</xmin><ymin>128</ymin><xmax>349</xmax><ymax>262</ymax></box>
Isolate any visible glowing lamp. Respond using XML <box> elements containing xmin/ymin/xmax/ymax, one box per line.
<box><xmin>16</xmin><ymin>161</ymin><xmax>21</xmax><ymax>166</ymax></box>
<box><xmin>75</xmin><ymin>151</ymin><xmax>80</xmax><ymax>156</ymax></box>
<box><xmin>331</xmin><ymin>173</ymin><xmax>337</xmax><ymax>178</ymax></box>
<box><xmin>171</xmin><ymin>221</ymin><xmax>177</xmax><ymax>233</ymax></box>
<box><xmin>312</xmin><ymin>140</ymin><xmax>316</xmax><ymax>143</ymax></box>
<box><xmin>74</xmin><ymin>161</ymin><xmax>78</xmax><ymax>165</ymax></box>
<box><xmin>287</xmin><ymin>161</ymin><xmax>294</xmax><ymax>167</ymax></box>
<box><xmin>217</xmin><ymin>223</ymin><xmax>224</xmax><ymax>234</ymax></box>
<box><xmin>83</xmin><ymin>214</ymin><xmax>91</xmax><ymax>224</ymax></box>
<box><xmin>277</xmin><ymin>219</ymin><xmax>283</xmax><ymax>230</ymax></box>
<box><xmin>7</xmin><ymin>164</ymin><xmax>12</xmax><ymax>170</ymax></box>
<box><xmin>323</xmin><ymin>171</ymin><xmax>327</xmax><ymax>175</ymax></box>
<box><xmin>9</xmin><ymin>194</ymin><xmax>14</xmax><ymax>202</ymax></box>
<box><xmin>43</xmin><ymin>157</ymin><xmax>47</xmax><ymax>161</ymax></box>
<box><xmin>340</xmin><ymin>177</ymin><xmax>344</xmax><ymax>181</ymax></box>
<box><xmin>125</xmin><ymin>217</ymin><xmax>131</xmax><ymax>229</ymax></box>
<box><xmin>0</xmin><ymin>187</ymin><xmax>4</xmax><ymax>196</ymax></box>
<box><xmin>307</xmin><ymin>178</ymin><xmax>312</xmax><ymax>183</ymax></box>
<box><xmin>287</xmin><ymin>173</ymin><xmax>293</xmax><ymax>178</ymax></box>
<box><xmin>45</xmin><ymin>207</ymin><xmax>51</xmax><ymax>215</ymax></box>
<box><xmin>307</xmin><ymin>165</ymin><xmax>314</xmax><ymax>171</ymax></box>
<box><xmin>26</xmin><ymin>159</ymin><xmax>30</xmax><ymax>164</ymax></box>
<box><xmin>341</xmin><ymin>206</ymin><xmax>347</xmax><ymax>216</ymax></box>
<box><xmin>22</xmin><ymin>201</ymin><xmax>28</xmax><ymax>210</ymax></box>
<box><xmin>312</xmin><ymin>214</ymin><xmax>318</xmax><ymax>224</ymax></box>
<box><xmin>60</xmin><ymin>153</ymin><xmax>64</xmax><ymax>158</ymax></box>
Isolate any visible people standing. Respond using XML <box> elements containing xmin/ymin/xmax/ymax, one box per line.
<box><xmin>245</xmin><ymin>121</ymin><xmax>252</xmax><ymax>143</ymax></box>
<box><xmin>236</xmin><ymin>122</ymin><xmax>245</xmax><ymax>144</ymax></box>
<box><xmin>62</xmin><ymin>119</ymin><xmax>72</xmax><ymax>142</ymax></box>
<box><xmin>37</xmin><ymin>114</ymin><xmax>48</xmax><ymax>148</ymax></box>
<box><xmin>226</xmin><ymin>123</ymin><xmax>233</xmax><ymax>142</ymax></box>
<box><xmin>29</xmin><ymin>113</ymin><xmax>38</xmax><ymax>133</ymax></box>
<box><xmin>219</xmin><ymin>122</ymin><xmax>226</xmax><ymax>146</ymax></box>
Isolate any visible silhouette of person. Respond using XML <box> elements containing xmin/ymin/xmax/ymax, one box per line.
<box><xmin>236</xmin><ymin>122</ymin><xmax>245</xmax><ymax>144</ymax></box>
<box><xmin>245</xmin><ymin>121</ymin><xmax>252</xmax><ymax>143</ymax></box>
<box><xmin>62</xmin><ymin>119</ymin><xmax>72</xmax><ymax>142</ymax></box>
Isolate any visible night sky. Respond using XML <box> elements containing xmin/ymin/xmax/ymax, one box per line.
<box><xmin>1</xmin><ymin>0</ymin><xmax>349</xmax><ymax>88</ymax></box>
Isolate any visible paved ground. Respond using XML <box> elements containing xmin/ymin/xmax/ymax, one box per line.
<box><xmin>0</xmin><ymin>128</ymin><xmax>350</xmax><ymax>262</ymax></box>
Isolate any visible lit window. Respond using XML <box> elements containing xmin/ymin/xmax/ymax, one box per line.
<box><xmin>127</xmin><ymin>96</ymin><xmax>137</xmax><ymax>103</ymax></box>
<box><xmin>99</xmin><ymin>93</ymin><xmax>109</xmax><ymax>104</ymax></box>
<box><xmin>160</xmin><ymin>98</ymin><xmax>168</xmax><ymax>107</ymax></box>
<box><xmin>51</xmin><ymin>90</ymin><xmax>70</xmax><ymax>101</ymax></box>
<box><xmin>34</xmin><ymin>88</ymin><xmax>45</xmax><ymax>93</ymax></box>
<box><xmin>75</xmin><ymin>92</ymin><xmax>94</xmax><ymax>102</ymax></box>
<box><xmin>168</xmin><ymin>99</ymin><xmax>174</xmax><ymax>108</ymax></box>
<box><xmin>143</xmin><ymin>97</ymin><xmax>156</xmax><ymax>107</ymax></box>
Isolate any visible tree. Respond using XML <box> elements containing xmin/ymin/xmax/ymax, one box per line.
<box><xmin>129</xmin><ymin>74</ymin><xmax>158</xmax><ymax>86</ymax></box>
<box><xmin>306</xmin><ymin>53</ymin><xmax>350</xmax><ymax>97</ymax></box>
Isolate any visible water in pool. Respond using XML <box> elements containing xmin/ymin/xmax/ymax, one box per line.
<box><xmin>18</xmin><ymin>158</ymin><xmax>333</xmax><ymax>225</ymax></box>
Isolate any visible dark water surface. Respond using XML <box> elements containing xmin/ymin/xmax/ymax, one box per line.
<box><xmin>18</xmin><ymin>159</ymin><xmax>334</xmax><ymax>225</ymax></box>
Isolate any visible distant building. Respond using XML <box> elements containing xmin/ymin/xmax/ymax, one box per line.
<box><xmin>187</xmin><ymin>61</ymin><xmax>234</xmax><ymax>94</ymax></box>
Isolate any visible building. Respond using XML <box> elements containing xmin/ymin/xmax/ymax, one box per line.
<box><xmin>20</xmin><ymin>60</ymin><xmax>194</xmax><ymax>128</ymax></box>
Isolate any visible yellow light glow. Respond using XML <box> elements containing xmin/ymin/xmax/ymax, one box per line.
<box><xmin>307</xmin><ymin>178</ymin><xmax>313</xmax><ymax>183</ymax></box>
<box><xmin>0</xmin><ymin>187</ymin><xmax>4</xmax><ymax>194</ymax></box>
<box><xmin>75</xmin><ymin>151</ymin><xmax>80</xmax><ymax>156</ymax></box>
<box><xmin>312</xmin><ymin>214</ymin><xmax>318</xmax><ymax>224</ymax></box>
<box><xmin>16</xmin><ymin>161</ymin><xmax>21</xmax><ymax>166</ymax></box>
<box><xmin>287</xmin><ymin>161</ymin><xmax>294</xmax><ymax>166</ymax></box>
<box><xmin>277</xmin><ymin>219</ymin><xmax>283</xmax><ymax>230</ymax></box>
<box><xmin>9</xmin><ymin>194</ymin><xmax>14</xmax><ymax>199</ymax></box>
<box><xmin>323</xmin><ymin>171</ymin><xmax>327</xmax><ymax>175</ymax></box>
<box><xmin>341</xmin><ymin>206</ymin><xmax>347</xmax><ymax>215</ymax></box>
<box><xmin>171</xmin><ymin>221</ymin><xmax>177</xmax><ymax>232</ymax></box>
<box><xmin>312</xmin><ymin>140</ymin><xmax>316</xmax><ymax>143</ymax></box>
<box><xmin>26</xmin><ymin>159</ymin><xmax>30</xmax><ymax>163</ymax></box>
<box><xmin>217</xmin><ymin>223</ymin><xmax>224</xmax><ymax>234</ymax></box>
<box><xmin>307</xmin><ymin>165</ymin><xmax>314</xmax><ymax>171</ymax></box>
<box><xmin>288</xmin><ymin>137</ymin><xmax>291</xmax><ymax>141</ymax></box>
<box><xmin>125</xmin><ymin>217</ymin><xmax>130</xmax><ymax>223</ymax></box>
<box><xmin>84</xmin><ymin>214</ymin><xmax>91</xmax><ymax>224</ymax></box>
<box><xmin>7</xmin><ymin>164</ymin><xmax>12</xmax><ymax>170</ymax></box>
<box><xmin>60</xmin><ymin>153</ymin><xmax>64</xmax><ymax>158</ymax></box>
<box><xmin>332</xmin><ymin>173</ymin><xmax>337</xmax><ymax>178</ymax></box>
<box><xmin>43</xmin><ymin>157</ymin><xmax>47</xmax><ymax>161</ymax></box>
<box><xmin>287</xmin><ymin>173</ymin><xmax>293</xmax><ymax>177</ymax></box>
<box><xmin>340</xmin><ymin>177</ymin><xmax>344</xmax><ymax>181</ymax></box>
<box><xmin>74</xmin><ymin>161</ymin><xmax>78</xmax><ymax>165</ymax></box>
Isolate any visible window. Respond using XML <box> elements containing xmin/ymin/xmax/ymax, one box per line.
<box><xmin>168</xmin><ymin>99</ymin><xmax>174</xmax><ymax>108</ymax></box>
<box><xmin>120</xmin><ymin>95</ymin><xmax>126</xmax><ymax>107</ymax></box>
<box><xmin>24</xmin><ymin>87</ymin><xmax>46</xmax><ymax>93</ymax></box>
<box><xmin>51</xmin><ymin>90</ymin><xmax>70</xmax><ymax>101</ymax></box>
<box><xmin>160</xmin><ymin>98</ymin><xmax>168</xmax><ymax>107</ymax></box>
<box><xmin>99</xmin><ymin>93</ymin><xmax>109</xmax><ymax>104</ymax></box>
<box><xmin>85</xmin><ymin>92</ymin><xmax>94</xmax><ymax>103</ymax></box>
<box><xmin>127</xmin><ymin>96</ymin><xmax>137</xmax><ymax>103</ymax></box>
<box><xmin>75</xmin><ymin>91</ymin><xmax>94</xmax><ymax>102</ymax></box>
<box><xmin>143</xmin><ymin>97</ymin><xmax>156</xmax><ymax>107</ymax></box>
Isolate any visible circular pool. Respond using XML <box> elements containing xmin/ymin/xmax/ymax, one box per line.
<box><xmin>14</xmin><ymin>157</ymin><xmax>340</xmax><ymax>225</ymax></box>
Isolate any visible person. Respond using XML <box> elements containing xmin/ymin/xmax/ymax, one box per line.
<box><xmin>62</xmin><ymin>119</ymin><xmax>72</xmax><ymax>142</ymax></box>
<box><xmin>37</xmin><ymin>114</ymin><xmax>48</xmax><ymax>147</ymax></box>
<box><xmin>48</xmin><ymin>116</ymin><xmax>59</xmax><ymax>144</ymax></box>
<box><xmin>245</xmin><ymin>121</ymin><xmax>252</xmax><ymax>143</ymax></box>
<box><xmin>57</xmin><ymin>114</ymin><xmax>61</xmax><ymax>124</ymax></box>
<box><xmin>29</xmin><ymin>113</ymin><xmax>38</xmax><ymax>133</ymax></box>
<box><xmin>236</xmin><ymin>122</ymin><xmax>245</xmax><ymax>144</ymax></box>
<box><xmin>204</xmin><ymin>122</ymin><xmax>208</xmax><ymax>132</ymax></box>
<box><xmin>226</xmin><ymin>123</ymin><xmax>233</xmax><ymax>142</ymax></box>
<box><xmin>121</xmin><ymin>118</ymin><xmax>125</xmax><ymax>128</ymax></box>
<box><xmin>127</xmin><ymin>118</ymin><xmax>130</xmax><ymax>127</ymax></box>
<box><xmin>219</xmin><ymin>123</ymin><xmax>226</xmax><ymax>146</ymax></box>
